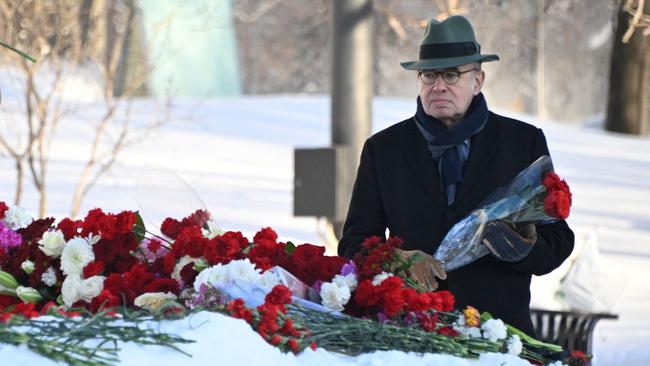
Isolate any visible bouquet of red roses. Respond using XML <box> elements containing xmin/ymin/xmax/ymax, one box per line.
<box><xmin>433</xmin><ymin>155</ymin><xmax>572</xmax><ymax>272</ymax></box>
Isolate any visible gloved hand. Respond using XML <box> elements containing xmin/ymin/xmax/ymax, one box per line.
<box><xmin>482</xmin><ymin>222</ymin><xmax>537</xmax><ymax>262</ymax></box>
<box><xmin>394</xmin><ymin>249</ymin><xmax>447</xmax><ymax>291</ymax></box>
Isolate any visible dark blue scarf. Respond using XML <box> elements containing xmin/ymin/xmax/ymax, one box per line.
<box><xmin>414</xmin><ymin>93</ymin><xmax>488</xmax><ymax>205</ymax></box>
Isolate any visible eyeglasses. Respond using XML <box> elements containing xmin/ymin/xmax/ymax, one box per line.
<box><xmin>418</xmin><ymin>68</ymin><xmax>478</xmax><ymax>86</ymax></box>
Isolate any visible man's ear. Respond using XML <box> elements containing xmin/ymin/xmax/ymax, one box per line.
<box><xmin>473</xmin><ymin>70</ymin><xmax>485</xmax><ymax>95</ymax></box>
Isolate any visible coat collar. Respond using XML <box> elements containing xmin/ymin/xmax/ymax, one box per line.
<box><xmin>397</xmin><ymin>114</ymin><xmax>501</xmax><ymax>210</ymax></box>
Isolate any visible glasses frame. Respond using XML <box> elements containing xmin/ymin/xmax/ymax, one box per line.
<box><xmin>418</xmin><ymin>68</ymin><xmax>479</xmax><ymax>86</ymax></box>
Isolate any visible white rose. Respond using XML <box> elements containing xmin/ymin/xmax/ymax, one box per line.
<box><xmin>134</xmin><ymin>292</ymin><xmax>177</xmax><ymax>311</ymax></box>
<box><xmin>79</xmin><ymin>275</ymin><xmax>105</xmax><ymax>303</ymax></box>
<box><xmin>62</xmin><ymin>275</ymin><xmax>83</xmax><ymax>307</ymax></box>
<box><xmin>319</xmin><ymin>281</ymin><xmax>351</xmax><ymax>311</ymax></box>
<box><xmin>41</xmin><ymin>267</ymin><xmax>57</xmax><ymax>287</ymax></box>
<box><xmin>38</xmin><ymin>230</ymin><xmax>67</xmax><ymax>258</ymax></box>
<box><xmin>4</xmin><ymin>205</ymin><xmax>33</xmax><ymax>230</ymax></box>
<box><xmin>60</xmin><ymin>237</ymin><xmax>95</xmax><ymax>276</ymax></box>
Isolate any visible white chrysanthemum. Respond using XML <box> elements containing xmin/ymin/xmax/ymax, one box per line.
<box><xmin>256</xmin><ymin>270</ymin><xmax>281</xmax><ymax>289</ymax></box>
<box><xmin>507</xmin><ymin>334</ymin><xmax>523</xmax><ymax>355</ymax></box>
<box><xmin>62</xmin><ymin>275</ymin><xmax>83</xmax><ymax>307</ymax></box>
<box><xmin>319</xmin><ymin>281</ymin><xmax>351</xmax><ymax>311</ymax></box>
<box><xmin>194</xmin><ymin>264</ymin><xmax>224</xmax><ymax>291</ymax></box>
<box><xmin>21</xmin><ymin>260</ymin><xmax>35</xmax><ymax>274</ymax></box>
<box><xmin>226</xmin><ymin>258</ymin><xmax>261</xmax><ymax>283</ymax></box>
<box><xmin>3</xmin><ymin>205</ymin><xmax>33</xmax><ymax>230</ymax></box>
<box><xmin>333</xmin><ymin>273</ymin><xmax>358</xmax><ymax>291</ymax></box>
<box><xmin>547</xmin><ymin>361</ymin><xmax>566</xmax><ymax>366</ymax></box>
<box><xmin>171</xmin><ymin>255</ymin><xmax>200</xmax><ymax>282</ymax></box>
<box><xmin>371</xmin><ymin>271</ymin><xmax>392</xmax><ymax>286</ymax></box>
<box><xmin>38</xmin><ymin>230</ymin><xmax>67</xmax><ymax>258</ymax></box>
<box><xmin>41</xmin><ymin>267</ymin><xmax>57</xmax><ymax>287</ymax></box>
<box><xmin>481</xmin><ymin>318</ymin><xmax>508</xmax><ymax>342</ymax></box>
<box><xmin>60</xmin><ymin>237</ymin><xmax>95</xmax><ymax>276</ymax></box>
<box><xmin>134</xmin><ymin>292</ymin><xmax>177</xmax><ymax>311</ymax></box>
<box><xmin>79</xmin><ymin>275</ymin><xmax>105</xmax><ymax>303</ymax></box>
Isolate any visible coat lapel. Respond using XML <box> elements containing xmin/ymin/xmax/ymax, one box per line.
<box><xmin>454</xmin><ymin>113</ymin><xmax>501</xmax><ymax>205</ymax></box>
<box><xmin>397</xmin><ymin>118</ymin><xmax>447</xmax><ymax>209</ymax></box>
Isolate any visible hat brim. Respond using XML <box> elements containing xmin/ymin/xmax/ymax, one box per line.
<box><xmin>400</xmin><ymin>54</ymin><xmax>499</xmax><ymax>70</ymax></box>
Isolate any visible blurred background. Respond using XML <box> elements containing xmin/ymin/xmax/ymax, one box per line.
<box><xmin>0</xmin><ymin>1</ymin><xmax>649</xmax><ymax>365</ymax></box>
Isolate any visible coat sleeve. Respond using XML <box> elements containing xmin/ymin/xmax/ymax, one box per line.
<box><xmin>337</xmin><ymin>139</ymin><xmax>387</xmax><ymax>259</ymax></box>
<box><xmin>510</xmin><ymin>129</ymin><xmax>575</xmax><ymax>275</ymax></box>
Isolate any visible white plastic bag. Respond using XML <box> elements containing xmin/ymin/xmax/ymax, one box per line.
<box><xmin>559</xmin><ymin>231</ymin><xmax>625</xmax><ymax>313</ymax></box>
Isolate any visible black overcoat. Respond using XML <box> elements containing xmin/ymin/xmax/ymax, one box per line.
<box><xmin>338</xmin><ymin>111</ymin><xmax>575</xmax><ymax>336</ymax></box>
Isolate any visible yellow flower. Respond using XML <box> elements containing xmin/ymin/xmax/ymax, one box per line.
<box><xmin>464</xmin><ymin>306</ymin><xmax>480</xmax><ymax>327</ymax></box>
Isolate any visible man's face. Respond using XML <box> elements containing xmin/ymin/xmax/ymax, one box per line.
<box><xmin>418</xmin><ymin>63</ymin><xmax>485</xmax><ymax>127</ymax></box>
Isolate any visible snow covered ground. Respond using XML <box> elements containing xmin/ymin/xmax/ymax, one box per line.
<box><xmin>1</xmin><ymin>95</ymin><xmax>649</xmax><ymax>365</ymax></box>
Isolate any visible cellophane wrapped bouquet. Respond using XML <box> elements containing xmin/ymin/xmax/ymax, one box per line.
<box><xmin>434</xmin><ymin>155</ymin><xmax>572</xmax><ymax>272</ymax></box>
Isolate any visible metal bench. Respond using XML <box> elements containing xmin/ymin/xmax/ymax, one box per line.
<box><xmin>530</xmin><ymin>308</ymin><xmax>619</xmax><ymax>356</ymax></box>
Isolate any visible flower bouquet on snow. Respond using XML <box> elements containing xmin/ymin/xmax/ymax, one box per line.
<box><xmin>433</xmin><ymin>155</ymin><xmax>572</xmax><ymax>272</ymax></box>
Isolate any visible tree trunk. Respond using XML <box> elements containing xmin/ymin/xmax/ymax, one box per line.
<box><xmin>606</xmin><ymin>0</ymin><xmax>650</xmax><ymax>135</ymax></box>
<box><xmin>14</xmin><ymin>159</ymin><xmax>23</xmax><ymax>206</ymax></box>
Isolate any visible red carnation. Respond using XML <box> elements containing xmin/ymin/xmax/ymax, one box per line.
<box><xmin>161</xmin><ymin>218</ymin><xmax>182</xmax><ymax>239</ymax></box>
<box><xmin>227</xmin><ymin>298</ymin><xmax>253</xmax><ymax>323</ymax></box>
<box><xmin>265</xmin><ymin>285</ymin><xmax>293</xmax><ymax>306</ymax></box>
<box><xmin>543</xmin><ymin>171</ymin><xmax>572</xmax><ymax>204</ymax></box>
<box><xmin>420</xmin><ymin>313</ymin><xmax>438</xmax><ymax>332</ymax></box>
<box><xmin>0</xmin><ymin>201</ymin><xmax>8</xmax><ymax>220</ymax></box>
<box><xmin>143</xmin><ymin>278</ymin><xmax>180</xmax><ymax>295</ymax></box>
<box><xmin>253</xmin><ymin>227</ymin><xmax>278</xmax><ymax>245</ymax></box>
<box><xmin>115</xmin><ymin>211</ymin><xmax>136</xmax><ymax>233</ymax></box>
<box><xmin>90</xmin><ymin>289</ymin><xmax>120</xmax><ymax>313</ymax></box>
<box><xmin>57</xmin><ymin>218</ymin><xmax>83</xmax><ymax>240</ymax></box>
<box><xmin>544</xmin><ymin>190</ymin><xmax>571</xmax><ymax>219</ymax></box>
<box><xmin>147</xmin><ymin>239</ymin><xmax>163</xmax><ymax>253</ymax></box>
<box><xmin>163</xmin><ymin>252</ymin><xmax>177</xmax><ymax>274</ymax></box>
<box><xmin>361</xmin><ymin>235</ymin><xmax>383</xmax><ymax>249</ymax></box>
<box><xmin>83</xmin><ymin>261</ymin><xmax>105</xmax><ymax>278</ymax></box>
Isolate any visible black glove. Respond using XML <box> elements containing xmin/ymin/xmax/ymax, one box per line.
<box><xmin>482</xmin><ymin>222</ymin><xmax>537</xmax><ymax>262</ymax></box>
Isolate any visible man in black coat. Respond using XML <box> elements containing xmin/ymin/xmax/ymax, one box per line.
<box><xmin>337</xmin><ymin>16</ymin><xmax>574</xmax><ymax>337</ymax></box>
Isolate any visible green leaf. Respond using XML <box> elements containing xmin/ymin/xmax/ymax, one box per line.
<box><xmin>0</xmin><ymin>40</ymin><xmax>36</xmax><ymax>63</ymax></box>
<box><xmin>285</xmin><ymin>241</ymin><xmax>296</xmax><ymax>254</ymax></box>
<box><xmin>133</xmin><ymin>211</ymin><xmax>146</xmax><ymax>243</ymax></box>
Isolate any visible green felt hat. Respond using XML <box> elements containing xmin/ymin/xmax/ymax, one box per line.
<box><xmin>401</xmin><ymin>16</ymin><xmax>499</xmax><ymax>70</ymax></box>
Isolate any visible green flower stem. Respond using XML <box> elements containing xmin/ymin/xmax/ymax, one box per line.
<box><xmin>0</xmin><ymin>310</ymin><xmax>194</xmax><ymax>366</ymax></box>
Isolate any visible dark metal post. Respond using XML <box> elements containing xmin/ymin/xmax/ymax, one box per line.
<box><xmin>330</xmin><ymin>0</ymin><xmax>373</xmax><ymax>237</ymax></box>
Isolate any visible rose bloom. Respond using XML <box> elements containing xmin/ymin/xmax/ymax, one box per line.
<box><xmin>61</xmin><ymin>275</ymin><xmax>83</xmax><ymax>307</ymax></box>
<box><xmin>61</xmin><ymin>237</ymin><xmax>95</xmax><ymax>276</ymax></box>
<box><xmin>38</xmin><ymin>230</ymin><xmax>67</xmax><ymax>258</ymax></box>
<box><xmin>134</xmin><ymin>292</ymin><xmax>177</xmax><ymax>311</ymax></box>
<box><xmin>79</xmin><ymin>275</ymin><xmax>106</xmax><ymax>303</ymax></box>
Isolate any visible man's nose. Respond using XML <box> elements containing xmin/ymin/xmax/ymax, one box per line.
<box><xmin>431</xmin><ymin>75</ymin><xmax>448</xmax><ymax>91</ymax></box>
